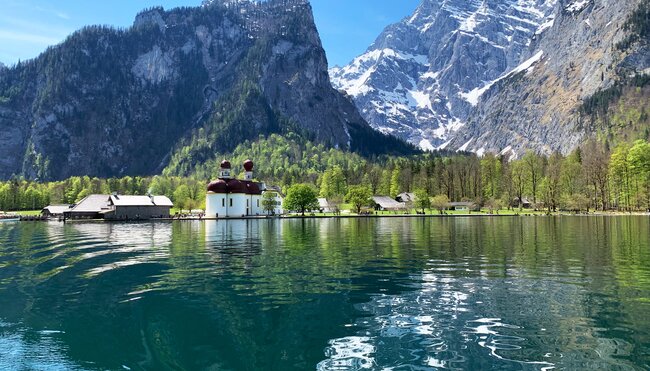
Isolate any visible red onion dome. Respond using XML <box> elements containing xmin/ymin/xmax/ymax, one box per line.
<box><xmin>226</xmin><ymin>179</ymin><xmax>246</xmax><ymax>194</ymax></box>
<box><xmin>220</xmin><ymin>160</ymin><xmax>232</xmax><ymax>169</ymax></box>
<box><xmin>243</xmin><ymin>160</ymin><xmax>254</xmax><ymax>172</ymax></box>
<box><xmin>244</xmin><ymin>181</ymin><xmax>262</xmax><ymax>195</ymax></box>
<box><xmin>207</xmin><ymin>179</ymin><xmax>228</xmax><ymax>193</ymax></box>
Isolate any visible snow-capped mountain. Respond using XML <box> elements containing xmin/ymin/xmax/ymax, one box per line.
<box><xmin>330</xmin><ymin>0</ymin><xmax>557</xmax><ymax>150</ymax></box>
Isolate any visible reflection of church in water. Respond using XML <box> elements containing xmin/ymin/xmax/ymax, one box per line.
<box><xmin>206</xmin><ymin>160</ymin><xmax>282</xmax><ymax>218</ymax></box>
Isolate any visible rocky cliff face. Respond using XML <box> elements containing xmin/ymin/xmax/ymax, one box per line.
<box><xmin>332</xmin><ymin>0</ymin><xmax>649</xmax><ymax>156</ymax></box>
<box><xmin>448</xmin><ymin>0</ymin><xmax>649</xmax><ymax>157</ymax></box>
<box><xmin>0</xmin><ymin>0</ymin><xmax>413</xmax><ymax>181</ymax></box>
<box><xmin>330</xmin><ymin>0</ymin><xmax>557</xmax><ymax>150</ymax></box>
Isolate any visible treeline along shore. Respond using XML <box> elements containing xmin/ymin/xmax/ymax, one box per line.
<box><xmin>1</xmin><ymin>134</ymin><xmax>649</xmax><ymax>214</ymax></box>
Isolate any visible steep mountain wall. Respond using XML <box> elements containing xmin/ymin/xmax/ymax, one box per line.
<box><xmin>332</xmin><ymin>0</ymin><xmax>649</xmax><ymax>157</ymax></box>
<box><xmin>330</xmin><ymin>0</ymin><xmax>557</xmax><ymax>150</ymax></box>
<box><xmin>0</xmin><ymin>0</ymin><xmax>413</xmax><ymax>181</ymax></box>
<box><xmin>448</xmin><ymin>0</ymin><xmax>648</xmax><ymax>157</ymax></box>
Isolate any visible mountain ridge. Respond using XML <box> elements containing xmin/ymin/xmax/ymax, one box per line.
<box><xmin>448</xmin><ymin>0</ymin><xmax>649</xmax><ymax>157</ymax></box>
<box><xmin>0</xmin><ymin>0</ymin><xmax>415</xmax><ymax>181</ymax></box>
<box><xmin>330</xmin><ymin>0</ymin><xmax>557</xmax><ymax>150</ymax></box>
<box><xmin>331</xmin><ymin>0</ymin><xmax>649</xmax><ymax>157</ymax></box>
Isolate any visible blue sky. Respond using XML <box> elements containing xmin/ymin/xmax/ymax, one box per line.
<box><xmin>0</xmin><ymin>0</ymin><xmax>420</xmax><ymax>68</ymax></box>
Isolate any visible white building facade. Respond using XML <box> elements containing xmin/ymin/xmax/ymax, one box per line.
<box><xmin>206</xmin><ymin>160</ymin><xmax>271</xmax><ymax>218</ymax></box>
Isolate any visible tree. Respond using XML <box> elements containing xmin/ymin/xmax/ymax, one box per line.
<box><xmin>561</xmin><ymin>193</ymin><xmax>591</xmax><ymax>214</ymax></box>
<box><xmin>523</xmin><ymin>151</ymin><xmax>544</xmax><ymax>206</ymax></box>
<box><xmin>500</xmin><ymin>155</ymin><xmax>515</xmax><ymax>210</ymax></box>
<box><xmin>345</xmin><ymin>185</ymin><xmax>373</xmax><ymax>214</ymax></box>
<box><xmin>545</xmin><ymin>152</ymin><xmax>563</xmax><ymax>212</ymax></box>
<box><xmin>262</xmin><ymin>191</ymin><xmax>277</xmax><ymax>215</ymax></box>
<box><xmin>484</xmin><ymin>198</ymin><xmax>503</xmax><ymax>214</ymax></box>
<box><xmin>284</xmin><ymin>184</ymin><xmax>318</xmax><ymax>216</ymax></box>
<box><xmin>627</xmin><ymin>140</ymin><xmax>650</xmax><ymax>210</ymax></box>
<box><xmin>389</xmin><ymin>169</ymin><xmax>400</xmax><ymax>198</ymax></box>
<box><xmin>562</xmin><ymin>150</ymin><xmax>583</xmax><ymax>196</ymax></box>
<box><xmin>413</xmin><ymin>188</ymin><xmax>431</xmax><ymax>213</ymax></box>
<box><xmin>582</xmin><ymin>140</ymin><xmax>609</xmax><ymax>211</ymax></box>
<box><xmin>609</xmin><ymin>143</ymin><xmax>631</xmax><ymax>211</ymax></box>
<box><xmin>431</xmin><ymin>194</ymin><xmax>450</xmax><ymax>214</ymax></box>
<box><xmin>319</xmin><ymin>166</ymin><xmax>347</xmax><ymax>198</ymax></box>
<box><xmin>378</xmin><ymin>169</ymin><xmax>391</xmax><ymax>196</ymax></box>
<box><xmin>173</xmin><ymin>184</ymin><xmax>191</xmax><ymax>210</ymax></box>
<box><xmin>511</xmin><ymin>160</ymin><xmax>527</xmax><ymax>209</ymax></box>
<box><xmin>481</xmin><ymin>153</ymin><xmax>501</xmax><ymax>199</ymax></box>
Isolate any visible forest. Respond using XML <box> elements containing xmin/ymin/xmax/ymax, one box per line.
<box><xmin>1</xmin><ymin>134</ymin><xmax>649</xmax><ymax>214</ymax></box>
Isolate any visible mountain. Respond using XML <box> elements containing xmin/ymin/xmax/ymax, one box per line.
<box><xmin>330</xmin><ymin>0</ymin><xmax>557</xmax><ymax>150</ymax></box>
<box><xmin>0</xmin><ymin>0</ymin><xmax>415</xmax><ymax>181</ymax></box>
<box><xmin>448</xmin><ymin>0</ymin><xmax>650</xmax><ymax>157</ymax></box>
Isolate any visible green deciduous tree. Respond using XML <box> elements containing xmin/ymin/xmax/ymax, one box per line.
<box><xmin>523</xmin><ymin>151</ymin><xmax>544</xmax><ymax>206</ymax></box>
<box><xmin>262</xmin><ymin>192</ymin><xmax>278</xmax><ymax>215</ymax></box>
<box><xmin>609</xmin><ymin>143</ymin><xmax>631</xmax><ymax>210</ymax></box>
<box><xmin>413</xmin><ymin>188</ymin><xmax>431</xmax><ymax>213</ymax></box>
<box><xmin>481</xmin><ymin>153</ymin><xmax>501</xmax><ymax>199</ymax></box>
<box><xmin>284</xmin><ymin>184</ymin><xmax>318</xmax><ymax>216</ymax></box>
<box><xmin>544</xmin><ymin>152</ymin><xmax>563</xmax><ymax>212</ymax></box>
<box><xmin>431</xmin><ymin>194</ymin><xmax>450</xmax><ymax>214</ymax></box>
<box><xmin>627</xmin><ymin>140</ymin><xmax>650</xmax><ymax>210</ymax></box>
<box><xmin>511</xmin><ymin>160</ymin><xmax>527</xmax><ymax>209</ymax></box>
<box><xmin>345</xmin><ymin>185</ymin><xmax>373</xmax><ymax>214</ymax></box>
<box><xmin>319</xmin><ymin>166</ymin><xmax>347</xmax><ymax>198</ymax></box>
<box><xmin>389</xmin><ymin>169</ymin><xmax>400</xmax><ymax>198</ymax></box>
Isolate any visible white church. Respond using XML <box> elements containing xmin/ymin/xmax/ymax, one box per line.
<box><xmin>205</xmin><ymin>160</ymin><xmax>283</xmax><ymax>218</ymax></box>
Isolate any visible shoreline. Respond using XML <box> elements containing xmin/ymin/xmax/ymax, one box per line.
<box><xmin>12</xmin><ymin>211</ymin><xmax>649</xmax><ymax>223</ymax></box>
<box><xmin>162</xmin><ymin>212</ymin><xmax>650</xmax><ymax>221</ymax></box>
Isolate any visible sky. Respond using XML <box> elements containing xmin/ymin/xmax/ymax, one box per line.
<box><xmin>0</xmin><ymin>0</ymin><xmax>420</xmax><ymax>68</ymax></box>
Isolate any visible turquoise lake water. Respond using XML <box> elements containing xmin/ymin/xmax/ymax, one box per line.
<box><xmin>0</xmin><ymin>217</ymin><xmax>649</xmax><ymax>370</ymax></box>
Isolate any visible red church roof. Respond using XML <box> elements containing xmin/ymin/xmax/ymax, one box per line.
<box><xmin>207</xmin><ymin>179</ymin><xmax>247</xmax><ymax>194</ymax></box>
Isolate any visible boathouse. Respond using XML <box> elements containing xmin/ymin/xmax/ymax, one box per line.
<box><xmin>64</xmin><ymin>194</ymin><xmax>112</xmax><ymax>219</ymax></box>
<box><xmin>42</xmin><ymin>205</ymin><xmax>72</xmax><ymax>217</ymax></box>
<box><xmin>105</xmin><ymin>195</ymin><xmax>173</xmax><ymax>220</ymax></box>
<box><xmin>64</xmin><ymin>194</ymin><xmax>173</xmax><ymax>220</ymax></box>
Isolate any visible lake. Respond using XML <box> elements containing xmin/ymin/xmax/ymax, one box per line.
<box><xmin>0</xmin><ymin>216</ymin><xmax>649</xmax><ymax>370</ymax></box>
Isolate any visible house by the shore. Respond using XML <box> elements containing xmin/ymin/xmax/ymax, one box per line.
<box><xmin>317</xmin><ymin>198</ymin><xmax>337</xmax><ymax>213</ymax></box>
<box><xmin>61</xmin><ymin>194</ymin><xmax>173</xmax><ymax>220</ymax></box>
<box><xmin>42</xmin><ymin>205</ymin><xmax>72</xmax><ymax>217</ymax></box>
<box><xmin>396</xmin><ymin>192</ymin><xmax>415</xmax><ymax>204</ymax></box>
<box><xmin>448</xmin><ymin>202</ymin><xmax>475</xmax><ymax>212</ymax></box>
<box><xmin>372</xmin><ymin>196</ymin><xmax>406</xmax><ymax>211</ymax></box>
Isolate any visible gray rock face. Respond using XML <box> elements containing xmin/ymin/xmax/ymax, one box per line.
<box><xmin>132</xmin><ymin>46</ymin><xmax>176</xmax><ymax>84</ymax></box>
<box><xmin>330</xmin><ymin>0</ymin><xmax>557</xmax><ymax>150</ymax></box>
<box><xmin>133</xmin><ymin>7</ymin><xmax>166</xmax><ymax>32</ymax></box>
<box><xmin>448</xmin><ymin>0</ymin><xmax>646</xmax><ymax>158</ymax></box>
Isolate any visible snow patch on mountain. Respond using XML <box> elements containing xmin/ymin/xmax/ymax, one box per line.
<box><xmin>565</xmin><ymin>0</ymin><xmax>590</xmax><ymax>13</ymax></box>
<box><xmin>459</xmin><ymin>50</ymin><xmax>545</xmax><ymax>106</ymax></box>
<box><xmin>535</xmin><ymin>15</ymin><xmax>555</xmax><ymax>35</ymax></box>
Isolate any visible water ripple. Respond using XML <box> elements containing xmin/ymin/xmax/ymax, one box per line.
<box><xmin>0</xmin><ymin>217</ymin><xmax>648</xmax><ymax>370</ymax></box>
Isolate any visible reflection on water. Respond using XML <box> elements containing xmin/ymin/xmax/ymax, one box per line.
<box><xmin>0</xmin><ymin>217</ymin><xmax>649</xmax><ymax>370</ymax></box>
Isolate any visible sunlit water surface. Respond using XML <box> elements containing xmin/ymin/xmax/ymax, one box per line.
<box><xmin>0</xmin><ymin>217</ymin><xmax>649</xmax><ymax>370</ymax></box>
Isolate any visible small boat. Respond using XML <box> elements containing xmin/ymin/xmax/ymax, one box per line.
<box><xmin>0</xmin><ymin>217</ymin><xmax>20</xmax><ymax>222</ymax></box>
